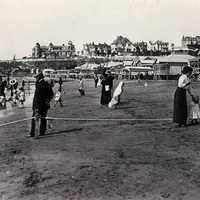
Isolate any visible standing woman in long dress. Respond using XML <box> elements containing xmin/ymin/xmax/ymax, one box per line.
<box><xmin>173</xmin><ymin>66</ymin><xmax>193</xmax><ymax>127</ymax></box>
<box><xmin>100</xmin><ymin>69</ymin><xmax>112</xmax><ymax>105</ymax></box>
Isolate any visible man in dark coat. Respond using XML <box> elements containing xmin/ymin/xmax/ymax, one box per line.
<box><xmin>0</xmin><ymin>76</ymin><xmax>6</xmax><ymax>97</ymax></box>
<box><xmin>0</xmin><ymin>77</ymin><xmax>7</xmax><ymax>108</ymax></box>
<box><xmin>29</xmin><ymin>72</ymin><xmax>54</xmax><ymax>137</ymax></box>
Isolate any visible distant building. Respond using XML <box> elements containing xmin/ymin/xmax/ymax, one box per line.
<box><xmin>157</xmin><ymin>54</ymin><xmax>197</xmax><ymax>75</ymax></box>
<box><xmin>82</xmin><ymin>42</ymin><xmax>111</xmax><ymax>57</ymax></box>
<box><xmin>182</xmin><ymin>35</ymin><xmax>200</xmax><ymax>48</ymax></box>
<box><xmin>111</xmin><ymin>36</ymin><xmax>136</xmax><ymax>55</ymax></box>
<box><xmin>32</xmin><ymin>41</ymin><xmax>76</xmax><ymax>59</ymax></box>
<box><xmin>181</xmin><ymin>36</ymin><xmax>200</xmax><ymax>56</ymax></box>
<box><xmin>133</xmin><ymin>41</ymin><xmax>148</xmax><ymax>56</ymax></box>
<box><xmin>147</xmin><ymin>41</ymin><xmax>169</xmax><ymax>55</ymax></box>
<box><xmin>172</xmin><ymin>46</ymin><xmax>198</xmax><ymax>56</ymax></box>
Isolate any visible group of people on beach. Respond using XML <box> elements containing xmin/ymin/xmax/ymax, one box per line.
<box><xmin>78</xmin><ymin>69</ymin><xmax>124</xmax><ymax>108</ymax></box>
<box><xmin>0</xmin><ymin>77</ymin><xmax>26</xmax><ymax>109</ymax></box>
<box><xmin>173</xmin><ymin>66</ymin><xmax>200</xmax><ymax>127</ymax></box>
<box><xmin>100</xmin><ymin>69</ymin><xmax>124</xmax><ymax>108</ymax></box>
<box><xmin>28</xmin><ymin>69</ymin><xmax>125</xmax><ymax>138</ymax></box>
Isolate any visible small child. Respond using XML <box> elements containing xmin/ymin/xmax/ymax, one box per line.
<box><xmin>54</xmin><ymin>88</ymin><xmax>63</xmax><ymax>107</ymax></box>
<box><xmin>189</xmin><ymin>95</ymin><xmax>200</xmax><ymax>125</ymax></box>
<box><xmin>18</xmin><ymin>87</ymin><xmax>25</xmax><ymax>107</ymax></box>
<box><xmin>12</xmin><ymin>89</ymin><xmax>18</xmax><ymax>106</ymax></box>
<box><xmin>78</xmin><ymin>77</ymin><xmax>85</xmax><ymax>96</ymax></box>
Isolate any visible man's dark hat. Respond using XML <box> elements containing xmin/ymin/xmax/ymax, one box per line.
<box><xmin>34</xmin><ymin>72</ymin><xmax>44</xmax><ymax>79</ymax></box>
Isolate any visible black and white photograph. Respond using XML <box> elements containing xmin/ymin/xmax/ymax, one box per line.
<box><xmin>1</xmin><ymin>0</ymin><xmax>200</xmax><ymax>199</ymax></box>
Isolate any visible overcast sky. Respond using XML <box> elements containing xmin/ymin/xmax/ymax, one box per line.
<box><xmin>0</xmin><ymin>0</ymin><xmax>200</xmax><ymax>59</ymax></box>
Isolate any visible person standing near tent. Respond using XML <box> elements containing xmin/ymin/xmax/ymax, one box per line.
<box><xmin>173</xmin><ymin>66</ymin><xmax>193</xmax><ymax>127</ymax></box>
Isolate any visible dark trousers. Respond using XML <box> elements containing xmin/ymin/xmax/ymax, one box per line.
<box><xmin>79</xmin><ymin>89</ymin><xmax>85</xmax><ymax>96</ymax></box>
<box><xmin>30</xmin><ymin>108</ymin><xmax>48</xmax><ymax>136</ymax></box>
<box><xmin>94</xmin><ymin>80</ymin><xmax>98</xmax><ymax>88</ymax></box>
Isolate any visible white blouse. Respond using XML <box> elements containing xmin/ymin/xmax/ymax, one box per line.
<box><xmin>178</xmin><ymin>74</ymin><xmax>190</xmax><ymax>88</ymax></box>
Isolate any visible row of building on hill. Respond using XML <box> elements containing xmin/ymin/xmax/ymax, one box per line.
<box><xmin>31</xmin><ymin>35</ymin><xmax>200</xmax><ymax>59</ymax></box>
<box><xmin>83</xmin><ymin>36</ymin><xmax>170</xmax><ymax>57</ymax></box>
<box><xmin>32</xmin><ymin>41</ymin><xmax>76</xmax><ymax>59</ymax></box>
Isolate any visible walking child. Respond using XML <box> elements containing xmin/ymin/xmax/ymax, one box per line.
<box><xmin>78</xmin><ymin>77</ymin><xmax>85</xmax><ymax>96</ymax></box>
<box><xmin>18</xmin><ymin>87</ymin><xmax>26</xmax><ymax>108</ymax></box>
<box><xmin>54</xmin><ymin>87</ymin><xmax>63</xmax><ymax>107</ymax></box>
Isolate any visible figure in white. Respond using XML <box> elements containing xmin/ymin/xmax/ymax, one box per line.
<box><xmin>108</xmin><ymin>81</ymin><xmax>124</xmax><ymax>109</ymax></box>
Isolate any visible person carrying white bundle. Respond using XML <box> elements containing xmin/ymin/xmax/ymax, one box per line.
<box><xmin>108</xmin><ymin>81</ymin><xmax>124</xmax><ymax>109</ymax></box>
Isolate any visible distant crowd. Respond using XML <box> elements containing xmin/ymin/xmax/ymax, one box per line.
<box><xmin>0</xmin><ymin>77</ymin><xmax>28</xmax><ymax>109</ymax></box>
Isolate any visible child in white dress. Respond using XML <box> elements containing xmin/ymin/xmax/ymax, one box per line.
<box><xmin>190</xmin><ymin>95</ymin><xmax>200</xmax><ymax>125</ymax></box>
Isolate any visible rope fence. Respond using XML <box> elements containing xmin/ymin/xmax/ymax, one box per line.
<box><xmin>0</xmin><ymin>116</ymin><xmax>172</xmax><ymax>128</ymax></box>
<box><xmin>0</xmin><ymin>117</ymin><xmax>35</xmax><ymax>128</ymax></box>
<box><xmin>46</xmin><ymin>117</ymin><xmax>172</xmax><ymax>122</ymax></box>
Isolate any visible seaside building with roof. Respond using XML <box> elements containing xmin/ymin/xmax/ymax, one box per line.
<box><xmin>82</xmin><ymin>42</ymin><xmax>111</xmax><ymax>57</ymax></box>
<box><xmin>32</xmin><ymin>41</ymin><xmax>76</xmax><ymax>59</ymax></box>
<box><xmin>154</xmin><ymin>54</ymin><xmax>200</xmax><ymax>79</ymax></box>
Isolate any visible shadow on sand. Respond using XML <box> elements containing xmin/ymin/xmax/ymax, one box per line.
<box><xmin>38</xmin><ymin>128</ymin><xmax>83</xmax><ymax>139</ymax></box>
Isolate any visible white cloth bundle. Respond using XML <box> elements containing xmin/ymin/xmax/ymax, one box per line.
<box><xmin>108</xmin><ymin>81</ymin><xmax>124</xmax><ymax>108</ymax></box>
<box><xmin>55</xmin><ymin>91</ymin><xmax>61</xmax><ymax>101</ymax></box>
<box><xmin>105</xmin><ymin>85</ymin><xmax>110</xmax><ymax>91</ymax></box>
<box><xmin>97</xmin><ymin>79</ymin><xmax>101</xmax><ymax>87</ymax></box>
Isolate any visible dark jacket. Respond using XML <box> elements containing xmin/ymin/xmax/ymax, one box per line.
<box><xmin>0</xmin><ymin>81</ymin><xmax>6</xmax><ymax>97</ymax></box>
<box><xmin>32</xmin><ymin>79</ymin><xmax>54</xmax><ymax>110</ymax></box>
<box><xmin>107</xmin><ymin>75</ymin><xmax>114</xmax><ymax>89</ymax></box>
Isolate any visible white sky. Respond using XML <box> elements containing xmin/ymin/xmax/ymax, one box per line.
<box><xmin>0</xmin><ymin>0</ymin><xmax>200</xmax><ymax>59</ymax></box>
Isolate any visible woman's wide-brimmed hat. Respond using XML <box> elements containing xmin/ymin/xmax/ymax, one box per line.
<box><xmin>9</xmin><ymin>79</ymin><xmax>17</xmax><ymax>85</ymax></box>
<box><xmin>182</xmin><ymin>66</ymin><xmax>193</xmax><ymax>74</ymax></box>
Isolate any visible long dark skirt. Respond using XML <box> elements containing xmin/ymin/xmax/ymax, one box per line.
<box><xmin>173</xmin><ymin>87</ymin><xmax>187</xmax><ymax>125</ymax></box>
<box><xmin>100</xmin><ymin>87</ymin><xmax>111</xmax><ymax>105</ymax></box>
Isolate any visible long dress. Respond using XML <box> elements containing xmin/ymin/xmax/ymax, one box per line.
<box><xmin>173</xmin><ymin>74</ymin><xmax>190</xmax><ymax>125</ymax></box>
<box><xmin>100</xmin><ymin>76</ymin><xmax>112</xmax><ymax>105</ymax></box>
